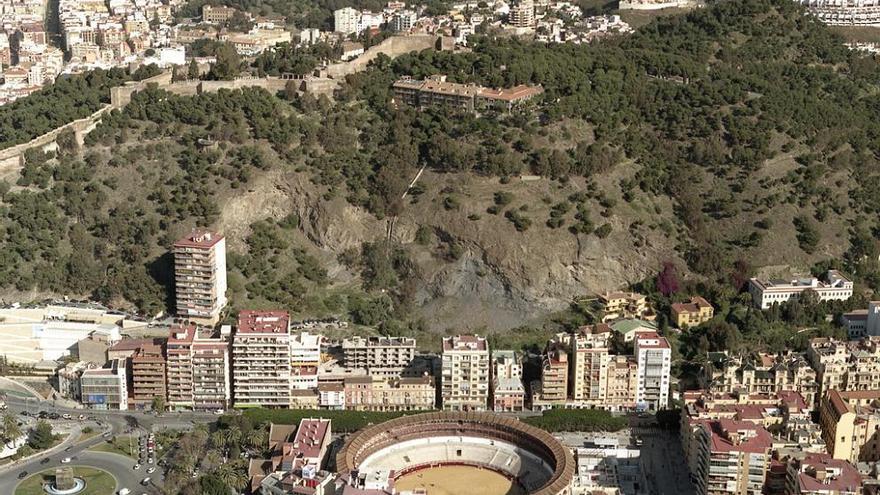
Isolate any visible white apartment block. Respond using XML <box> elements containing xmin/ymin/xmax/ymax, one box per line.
<box><xmin>391</xmin><ymin>10</ymin><xmax>417</xmax><ymax>31</ymax></box>
<box><xmin>173</xmin><ymin>230</ymin><xmax>228</xmax><ymax>323</ymax></box>
<box><xmin>748</xmin><ymin>270</ymin><xmax>853</xmax><ymax>309</ymax></box>
<box><xmin>634</xmin><ymin>332</ymin><xmax>671</xmax><ymax>410</ymax></box>
<box><xmin>341</xmin><ymin>336</ymin><xmax>416</xmax><ymax>376</ymax></box>
<box><xmin>492</xmin><ymin>349</ymin><xmax>522</xmax><ymax>380</ymax></box>
<box><xmin>291</xmin><ymin>331</ymin><xmax>321</xmax><ymax>391</ymax></box>
<box><xmin>166</xmin><ymin>323</ymin><xmax>231</xmax><ymax>411</ymax></box>
<box><xmin>232</xmin><ymin>310</ymin><xmax>291</xmax><ymax>408</ymax></box>
<box><xmin>334</xmin><ymin>7</ymin><xmax>361</xmax><ymax>34</ymax></box>
<box><xmin>441</xmin><ymin>334</ymin><xmax>490</xmax><ymax>411</ymax></box>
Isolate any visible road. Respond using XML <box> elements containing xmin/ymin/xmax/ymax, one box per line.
<box><xmin>0</xmin><ymin>394</ymin><xmax>213</xmax><ymax>494</ymax></box>
<box><xmin>634</xmin><ymin>426</ymin><xmax>695</xmax><ymax>495</ymax></box>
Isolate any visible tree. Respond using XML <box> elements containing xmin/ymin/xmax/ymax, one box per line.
<box><xmin>215</xmin><ymin>463</ymin><xmax>248</xmax><ymax>491</ymax></box>
<box><xmin>29</xmin><ymin>420</ymin><xmax>56</xmax><ymax>450</ymax></box>
<box><xmin>199</xmin><ymin>474</ymin><xmax>231</xmax><ymax>495</ymax></box>
<box><xmin>151</xmin><ymin>396</ymin><xmax>166</xmax><ymax>412</ymax></box>
<box><xmin>2</xmin><ymin>413</ymin><xmax>22</xmax><ymax>447</ymax></box>
<box><xmin>188</xmin><ymin>59</ymin><xmax>200</xmax><ymax>80</ymax></box>
<box><xmin>657</xmin><ymin>262</ymin><xmax>680</xmax><ymax>297</ymax></box>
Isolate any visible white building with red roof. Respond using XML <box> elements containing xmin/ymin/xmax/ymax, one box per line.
<box><xmin>173</xmin><ymin>229</ymin><xmax>227</xmax><ymax>324</ymax></box>
<box><xmin>441</xmin><ymin>334</ymin><xmax>490</xmax><ymax>411</ymax></box>
<box><xmin>688</xmin><ymin>419</ymin><xmax>772</xmax><ymax>495</ymax></box>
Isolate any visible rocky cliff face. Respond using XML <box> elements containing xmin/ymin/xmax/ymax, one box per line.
<box><xmin>219</xmin><ymin>167</ymin><xmax>681</xmax><ymax>331</ymax></box>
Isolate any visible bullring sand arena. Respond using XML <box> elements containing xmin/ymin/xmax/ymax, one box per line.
<box><xmin>394</xmin><ymin>464</ymin><xmax>526</xmax><ymax>495</ymax></box>
<box><xmin>336</xmin><ymin>411</ymin><xmax>574</xmax><ymax>495</ymax></box>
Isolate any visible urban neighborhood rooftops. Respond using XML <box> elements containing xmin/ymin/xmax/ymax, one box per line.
<box><xmin>237</xmin><ymin>310</ymin><xmax>291</xmax><ymax>334</ymax></box>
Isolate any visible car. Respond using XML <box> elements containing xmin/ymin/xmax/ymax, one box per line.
<box><xmin>48</xmin><ymin>413</ymin><xmax>60</xmax><ymax>420</ymax></box>
<box><xmin>65</xmin><ymin>446</ymin><xmax>72</xmax><ymax>452</ymax></box>
<box><xmin>103</xmin><ymin>432</ymin><xmax>112</xmax><ymax>438</ymax></box>
<box><xmin>118</xmin><ymin>489</ymin><xmax>130</xmax><ymax>495</ymax></box>
<box><xmin>60</xmin><ymin>457</ymin><xmax>71</xmax><ymax>463</ymax></box>
<box><xmin>133</xmin><ymin>464</ymin><xmax>140</xmax><ymax>470</ymax></box>
<box><xmin>18</xmin><ymin>471</ymin><xmax>28</xmax><ymax>479</ymax></box>
<box><xmin>62</xmin><ymin>413</ymin><xmax>71</xmax><ymax>420</ymax></box>
<box><xmin>146</xmin><ymin>467</ymin><xmax>156</xmax><ymax>474</ymax></box>
<box><xmin>40</xmin><ymin>458</ymin><xmax>50</xmax><ymax>464</ymax></box>
<box><xmin>78</xmin><ymin>414</ymin><xmax>85</xmax><ymax>420</ymax></box>
<box><xmin>147</xmin><ymin>457</ymin><xmax>153</xmax><ymax>464</ymax></box>
<box><xmin>213</xmin><ymin>409</ymin><xmax>224</xmax><ymax>415</ymax></box>
<box><xmin>140</xmin><ymin>477</ymin><xmax>151</xmax><ymax>485</ymax></box>
<box><xmin>20</xmin><ymin>411</ymin><xmax>28</xmax><ymax>416</ymax></box>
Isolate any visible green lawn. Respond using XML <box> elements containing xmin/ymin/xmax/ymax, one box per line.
<box><xmin>15</xmin><ymin>467</ymin><xmax>115</xmax><ymax>495</ymax></box>
<box><xmin>87</xmin><ymin>435</ymin><xmax>138</xmax><ymax>459</ymax></box>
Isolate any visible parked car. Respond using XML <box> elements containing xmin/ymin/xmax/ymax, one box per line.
<box><xmin>40</xmin><ymin>458</ymin><xmax>50</xmax><ymax>464</ymax></box>
<box><xmin>133</xmin><ymin>464</ymin><xmax>140</xmax><ymax>470</ymax></box>
<box><xmin>18</xmin><ymin>471</ymin><xmax>28</xmax><ymax>479</ymax></box>
<box><xmin>146</xmin><ymin>467</ymin><xmax>156</xmax><ymax>474</ymax></box>
<box><xmin>60</xmin><ymin>457</ymin><xmax>71</xmax><ymax>464</ymax></box>
<box><xmin>140</xmin><ymin>477</ymin><xmax>151</xmax><ymax>485</ymax></box>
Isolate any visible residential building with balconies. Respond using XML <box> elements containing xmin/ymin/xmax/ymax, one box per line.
<box><xmin>166</xmin><ymin>323</ymin><xmax>231</xmax><ymax>411</ymax></box>
<box><xmin>635</xmin><ymin>332</ymin><xmax>671</xmax><ymax>410</ymax></box>
<box><xmin>173</xmin><ymin>230</ymin><xmax>227</xmax><ymax>324</ymax></box>
<box><xmin>232</xmin><ymin>310</ymin><xmax>291</xmax><ymax>408</ymax></box>
<box><xmin>441</xmin><ymin>334</ymin><xmax>489</xmax><ymax>411</ymax></box>
<box><xmin>341</xmin><ymin>336</ymin><xmax>416</xmax><ymax>376</ymax></box>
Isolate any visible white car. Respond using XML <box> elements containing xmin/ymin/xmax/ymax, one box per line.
<box><xmin>118</xmin><ymin>489</ymin><xmax>130</xmax><ymax>495</ymax></box>
<box><xmin>140</xmin><ymin>477</ymin><xmax>151</xmax><ymax>485</ymax></box>
<box><xmin>146</xmin><ymin>467</ymin><xmax>156</xmax><ymax>474</ymax></box>
<box><xmin>60</xmin><ymin>457</ymin><xmax>71</xmax><ymax>463</ymax></box>
<box><xmin>213</xmin><ymin>409</ymin><xmax>224</xmax><ymax>415</ymax></box>
<box><xmin>62</xmin><ymin>414</ymin><xmax>71</xmax><ymax>420</ymax></box>
<box><xmin>133</xmin><ymin>464</ymin><xmax>140</xmax><ymax>470</ymax></box>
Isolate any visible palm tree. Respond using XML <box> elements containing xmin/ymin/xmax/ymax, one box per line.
<box><xmin>225</xmin><ymin>426</ymin><xmax>242</xmax><ymax>449</ymax></box>
<box><xmin>2</xmin><ymin>413</ymin><xmax>21</xmax><ymax>447</ymax></box>
<box><xmin>245</xmin><ymin>428</ymin><xmax>266</xmax><ymax>449</ymax></box>
<box><xmin>210</xmin><ymin>430</ymin><xmax>226</xmax><ymax>449</ymax></box>
<box><xmin>215</xmin><ymin>463</ymin><xmax>248</xmax><ymax>491</ymax></box>
<box><xmin>204</xmin><ymin>448</ymin><xmax>223</xmax><ymax>469</ymax></box>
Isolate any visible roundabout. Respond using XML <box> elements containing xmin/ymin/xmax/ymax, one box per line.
<box><xmin>14</xmin><ymin>467</ymin><xmax>116</xmax><ymax>495</ymax></box>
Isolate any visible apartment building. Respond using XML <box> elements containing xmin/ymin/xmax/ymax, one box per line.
<box><xmin>748</xmin><ymin>270</ymin><xmax>853</xmax><ymax>310</ymax></box>
<box><xmin>166</xmin><ymin>324</ymin><xmax>231</xmax><ymax>411</ymax></box>
<box><xmin>57</xmin><ymin>361</ymin><xmax>98</xmax><ymax>401</ymax></box>
<box><xmin>785</xmin><ymin>453</ymin><xmax>862</xmax><ymax>495</ymax></box>
<box><xmin>686</xmin><ymin>419</ymin><xmax>772</xmax><ymax>495</ymax></box>
<box><xmin>344</xmin><ymin>375</ymin><xmax>435</xmax><ymax>411</ymax></box>
<box><xmin>569</xmin><ymin>325</ymin><xmax>612</xmax><ymax>404</ymax></box>
<box><xmin>173</xmin><ymin>229</ymin><xmax>228</xmax><ymax>324</ymax></box>
<box><xmin>508</xmin><ymin>0</ymin><xmax>536</xmax><ymax>27</ymax></box>
<box><xmin>606</xmin><ymin>355</ymin><xmax>638</xmax><ymax>409</ymax></box>
<box><xmin>392</xmin><ymin>75</ymin><xmax>544</xmax><ymax>113</ymax></box>
<box><xmin>491</xmin><ymin>349</ymin><xmax>525</xmax><ymax>412</ymax></box>
<box><xmin>842</xmin><ymin>301</ymin><xmax>880</xmax><ymax>339</ymax></box>
<box><xmin>703</xmin><ymin>352</ymin><xmax>819</xmax><ymax>407</ymax></box>
<box><xmin>80</xmin><ymin>358</ymin><xmax>128</xmax><ymax>410</ymax></box>
<box><xmin>318</xmin><ymin>383</ymin><xmax>345</xmax><ymax>410</ymax></box>
<box><xmin>806</xmin><ymin>337</ymin><xmax>880</xmax><ymax>404</ymax></box>
<box><xmin>341</xmin><ymin>336</ymin><xmax>416</xmax><ymax>376</ymax></box>
<box><xmin>233</xmin><ymin>310</ymin><xmax>291</xmax><ymax>408</ymax></box>
<box><xmin>290</xmin><ymin>331</ymin><xmax>321</xmax><ymax>391</ymax></box>
<box><xmin>635</xmin><ymin>332</ymin><xmax>671</xmax><ymax>410</ymax></box>
<box><xmin>202</xmin><ymin>4</ymin><xmax>238</xmax><ymax>24</ymax></box>
<box><xmin>819</xmin><ymin>389</ymin><xmax>880</xmax><ymax>463</ymax></box>
<box><xmin>533</xmin><ymin>344</ymin><xmax>569</xmax><ymax>408</ymax></box>
<box><xmin>390</xmin><ymin>10</ymin><xmax>417</xmax><ymax>31</ymax></box>
<box><xmin>441</xmin><ymin>334</ymin><xmax>490</xmax><ymax>411</ymax></box>
<box><xmin>597</xmin><ymin>291</ymin><xmax>655</xmax><ymax>323</ymax></box>
<box><xmin>671</xmin><ymin>296</ymin><xmax>714</xmax><ymax>328</ymax></box>
<box><xmin>130</xmin><ymin>342</ymin><xmax>166</xmax><ymax>410</ymax></box>
<box><xmin>334</xmin><ymin>7</ymin><xmax>361</xmax><ymax>34</ymax></box>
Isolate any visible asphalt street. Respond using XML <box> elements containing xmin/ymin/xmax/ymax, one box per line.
<box><xmin>0</xmin><ymin>394</ymin><xmax>213</xmax><ymax>494</ymax></box>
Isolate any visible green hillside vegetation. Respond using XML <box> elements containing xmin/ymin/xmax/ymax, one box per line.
<box><xmin>0</xmin><ymin>0</ymin><xmax>878</xmax><ymax>346</ymax></box>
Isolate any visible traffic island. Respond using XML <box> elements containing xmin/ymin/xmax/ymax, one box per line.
<box><xmin>14</xmin><ymin>467</ymin><xmax>115</xmax><ymax>495</ymax></box>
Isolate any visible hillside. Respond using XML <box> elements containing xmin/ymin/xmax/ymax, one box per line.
<box><xmin>1</xmin><ymin>0</ymin><xmax>879</xmax><ymax>345</ymax></box>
